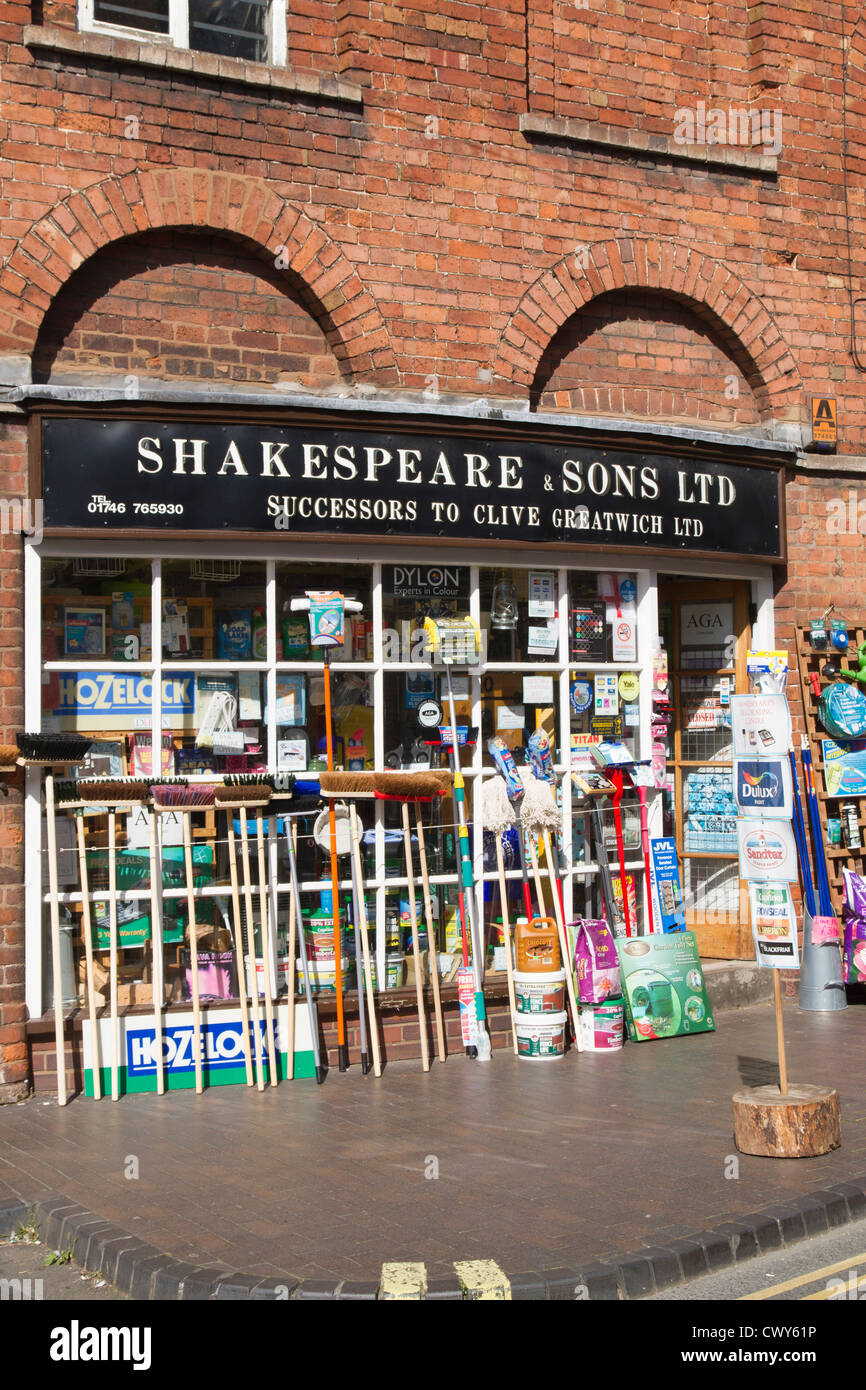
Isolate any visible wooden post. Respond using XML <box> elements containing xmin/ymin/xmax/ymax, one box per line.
<box><xmin>773</xmin><ymin>970</ymin><xmax>788</xmax><ymax>1095</ymax></box>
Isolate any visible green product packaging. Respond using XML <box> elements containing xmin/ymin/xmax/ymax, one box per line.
<box><xmin>251</xmin><ymin>607</ymin><xmax>267</xmax><ymax>661</ymax></box>
<box><xmin>615</xmin><ymin>931</ymin><xmax>715</xmax><ymax>1042</ymax></box>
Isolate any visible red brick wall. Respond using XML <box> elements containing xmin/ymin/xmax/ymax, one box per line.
<box><xmin>3</xmin><ymin>3</ymin><xmax>866</xmax><ymax>1088</ymax></box>
<box><xmin>533</xmin><ymin>288</ymin><xmax>762</xmax><ymax>427</ymax></box>
<box><xmin>0</xmin><ymin>419</ymin><xmax>28</xmax><ymax>1099</ymax></box>
<box><xmin>33</xmin><ymin>231</ymin><xmax>343</xmax><ymax>387</ymax></box>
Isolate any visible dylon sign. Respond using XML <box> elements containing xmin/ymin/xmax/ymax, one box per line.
<box><xmin>41</xmin><ymin>418</ymin><xmax>784</xmax><ymax>558</ymax></box>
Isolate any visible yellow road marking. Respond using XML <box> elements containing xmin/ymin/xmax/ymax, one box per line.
<box><xmin>738</xmin><ymin>1251</ymin><xmax>866</xmax><ymax>1300</ymax></box>
<box><xmin>454</xmin><ymin>1259</ymin><xmax>512</xmax><ymax>1300</ymax></box>
<box><xmin>802</xmin><ymin>1273</ymin><xmax>866</xmax><ymax>1301</ymax></box>
<box><xmin>380</xmin><ymin>1262</ymin><xmax>427</xmax><ymax>1300</ymax></box>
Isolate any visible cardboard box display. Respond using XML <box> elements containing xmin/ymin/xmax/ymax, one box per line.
<box><xmin>616</xmin><ymin>931</ymin><xmax>715</xmax><ymax>1042</ymax></box>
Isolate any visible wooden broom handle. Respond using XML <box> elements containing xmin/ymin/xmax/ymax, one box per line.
<box><xmin>226</xmin><ymin>814</ymin><xmax>254</xmax><ymax>1087</ymax></box>
<box><xmin>496</xmin><ymin>838</ymin><xmax>519</xmax><ymax>1056</ymax></box>
<box><xmin>415</xmin><ymin>805</ymin><xmax>447</xmax><ymax>1064</ymax></box>
<box><xmin>75</xmin><ymin>814</ymin><xmax>102</xmax><ymax>1101</ymax></box>
<box><xmin>285</xmin><ymin>821</ymin><xmax>298</xmax><ymax>1082</ymax></box>
<box><xmin>239</xmin><ymin>809</ymin><xmax>265</xmax><ymax>1092</ymax></box>
<box><xmin>401</xmin><ymin>801</ymin><xmax>430</xmax><ymax>1072</ymax></box>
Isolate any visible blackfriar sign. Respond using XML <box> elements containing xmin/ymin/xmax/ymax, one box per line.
<box><xmin>40</xmin><ymin>417</ymin><xmax>784</xmax><ymax>558</ymax></box>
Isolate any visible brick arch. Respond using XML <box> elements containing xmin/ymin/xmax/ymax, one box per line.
<box><xmin>492</xmin><ymin>238</ymin><xmax>802</xmax><ymax>422</ymax></box>
<box><xmin>1</xmin><ymin>170</ymin><xmax>398</xmax><ymax>384</ymax></box>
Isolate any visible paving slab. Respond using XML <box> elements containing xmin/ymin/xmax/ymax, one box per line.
<box><xmin>1</xmin><ymin>999</ymin><xmax>864</xmax><ymax>1287</ymax></box>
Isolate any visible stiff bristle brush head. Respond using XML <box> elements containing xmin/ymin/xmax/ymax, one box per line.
<box><xmin>0</xmin><ymin>744</ymin><xmax>18</xmax><ymax>766</ymax></box>
<box><xmin>517</xmin><ymin>766</ymin><xmax>560</xmax><ymax>832</ymax></box>
<box><xmin>481</xmin><ymin>774</ymin><xmax>516</xmax><ymax>834</ymax></box>
<box><xmin>16</xmin><ymin>731</ymin><xmax>93</xmax><ymax>764</ymax></box>
<box><xmin>151</xmin><ymin>780</ymin><xmax>216</xmax><ymax>807</ymax></box>
<box><xmin>373</xmin><ymin>770</ymin><xmax>452</xmax><ymax>801</ymax></box>
<box><xmin>319</xmin><ymin>772</ymin><xmax>378</xmax><ymax>797</ymax></box>
<box><xmin>214</xmin><ymin>784</ymin><xmax>272</xmax><ymax>805</ymax></box>
<box><xmin>78</xmin><ymin>779</ymin><xmax>150</xmax><ymax>802</ymax></box>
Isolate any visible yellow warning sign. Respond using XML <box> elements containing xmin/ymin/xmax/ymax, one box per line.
<box><xmin>811</xmin><ymin>397</ymin><xmax>837</xmax><ymax>446</ymax></box>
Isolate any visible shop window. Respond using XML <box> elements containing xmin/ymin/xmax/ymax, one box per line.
<box><xmin>35</xmin><ymin>551</ymin><xmax>652</xmax><ymax>1020</ymax></box>
<box><xmin>80</xmin><ymin>0</ymin><xmax>287</xmax><ymax>65</ymax></box>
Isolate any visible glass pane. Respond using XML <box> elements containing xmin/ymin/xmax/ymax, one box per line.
<box><xmin>680</xmin><ymin>675</ymin><xmax>733</xmax><ymax>761</ymax></box>
<box><xmin>42</xmin><ymin>557</ymin><xmax>152</xmax><ymax>675</ymax></box>
<box><xmin>480</xmin><ymin>566</ymin><xmax>560</xmax><ymax>664</ymax></box>
<box><xmin>569</xmin><ymin>571</ymin><xmax>638</xmax><ymax>665</ymax></box>
<box><xmin>380</xmin><ymin>563</ymin><xmax>471</xmax><ymax>665</ymax></box>
<box><xmin>382</xmin><ymin>671</ymin><xmax>455</xmax><ymax>770</ymax></box>
<box><xmin>162</xmin><ymin>559</ymin><xmax>266</xmax><ymax>663</ymax></box>
<box><xmin>276</xmin><ymin>562</ymin><xmax>373</xmax><ymax>666</ymax></box>
<box><xmin>481</xmin><ymin>671</ymin><xmax>559</xmax><ymax>767</ymax></box>
<box><xmin>94</xmin><ymin>0</ymin><xmax>169</xmax><ymax>33</ymax></box>
<box><xmin>678</xmin><ymin>598</ymin><xmax>735</xmax><ymax>670</ymax></box>
<box><xmin>683</xmin><ymin>766</ymin><xmax>737</xmax><ymax>853</ymax></box>
<box><xmin>188</xmin><ymin>0</ymin><xmax>269</xmax><ymax>63</ymax></box>
<box><xmin>683</xmin><ymin>858</ymin><xmax>740</xmax><ymax>922</ymax></box>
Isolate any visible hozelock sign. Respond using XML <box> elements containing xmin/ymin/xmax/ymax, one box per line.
<box><xmin>40</xmin><ymin>417</ymin><xmax>785</xmax><ymax>559</ymax></box>
<box><xmin>82</xmin><ymin>1004</ymin><xmax>315</xmax><ymax>1094</ymax></box>
<box><xmin>54</xmin><ymin>672</ymin><xmax>194</xmax><ymax>730</ymax></box>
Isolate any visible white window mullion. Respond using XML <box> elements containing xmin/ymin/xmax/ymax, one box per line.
<box><xmin>170</xmin><ymin>0</ymin><xmax>188</xmax><ymax>49</ymax></box>
<box><xmin>270</xmin><ymin>0</ymin><xmax>287</xmax><ymax>66</ymax></box>
<box><xmin>25</xmin><ymin>543</ymin><xmax>44</xmax><ymax>1018</ymax></box>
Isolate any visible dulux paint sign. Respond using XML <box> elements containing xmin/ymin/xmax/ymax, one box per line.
<box><xmin>733</xmin><ymin>757</ymin><xmax>792</xmax><ymax>819</ymax></box>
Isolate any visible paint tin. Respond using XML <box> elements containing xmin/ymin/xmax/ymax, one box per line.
<box><xmin>385</xmin><ymin>952</ymin><xmax>405</xmax><ymax>989</ymax></box>
<box><xmin>514</xmin><ymin>1010</ymin><xmax>567</xmax><ymax>1060</ymax></box>
<box><xmin>513</xmin><ymin>969</ymin><xmax>566</xmax><ymax>1014</ymax></box>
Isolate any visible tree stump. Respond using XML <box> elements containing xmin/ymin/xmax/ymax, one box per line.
<box><xmin>732</xmin><ymin>1084</ymin><xmax>841</xmax><ymax>1158</ymax></box>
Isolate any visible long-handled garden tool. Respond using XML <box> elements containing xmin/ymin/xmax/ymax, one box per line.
<box><xmin>148</xmin><ymin>806</ymin><xmax>166</xmax><ymax>1095</ymax></box>
<box><xmin>237</xmin><ymin>805</ymin><xmax>265</xmax><ymax>1090</ymax></box>
<box><xmin>789</xmin><ymin>747</ymin><xmax>816</xmax><ymax>920</ymax></box>
<box><xmin>801</xmin><ymin>738</ymin><xmax>833</xmax><ymax>917</ymax></box>
<box><xmin>348</xmin><ymin>803</ymin><xmax>381</xmax><ymax>1076</ymax></box>
<box><xmin>292</xmin><ymin>592</ymin><xmax>363</xmax><ymax>1073</ymax></box>
<box><xmin>44</xmin><ymin>774</ymin><xmax>69</xmax><ymax>1105</ymax></box>
<box><xmin>284</xmin><ymin>798</ymin><xmax>327</xmax><ymax>1084</ymax></box>
<box><xmin>517</xmin><ymin>768</ymin><xmax>581</xmax><ymax>1050</ymax></box>
<box><xmin>608</xmin><ymin>768</ymin><xmax>633</xmax><ymax>937</ymax></box>
<box><xmin>481</xmin><ymin>774</ymin><xmax>519</xmax><ymax>1054</ymax></box>
<box><xmin>413</xmin><ymin>800</ymin><xmax>447</xmax><ymax>1063</ymax></box>
<box><xmin>423</xmin><ymin>615</ymin><xmax>490</xmax><ymax>1059</ymax></box>
<box><xmin>313</xmin><ymin>799</ymin><xmax>371</xmax><ymax>1075</ymax></box>
<box><xmin>74</xmin><ymin>811</ymin><xmax>102</xmax><ymax>1100</ymax></box>
<box><xmin>254</xmin><ymin>809</ymin><xmax>280</xmax><ymax>1086</ymax></box>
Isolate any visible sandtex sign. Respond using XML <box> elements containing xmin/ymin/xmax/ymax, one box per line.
<box><xmin>40</xmin><ymin>417</ymin><xmax>785</xmax><ymax>559</ymax></box>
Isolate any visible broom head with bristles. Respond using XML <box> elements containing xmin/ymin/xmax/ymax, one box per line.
<box><xmin>517</xmin><ymin>766</ymin><xmax>560</xmax><ymax>832</ymax></box>
<box><xmin>373</xmin><ymin>770</ymin><xmax>451</xmax><ymax>801</ymax></box>
<box><xmin>77</xmin><ymin>779</ymin><xmax>150</xmax><ymax>802</ymax></box>
<box><xmin>319</xmin><ymin>771</ymin><xmax>378</xmax><ymax>798</ymax></box>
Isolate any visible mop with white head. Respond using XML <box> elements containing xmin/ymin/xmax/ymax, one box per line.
<box><xmin>481</xmin><ymin>773</ymin><xmax>516</xmax><ymax>836</ymax></box>
<box><xmin>517</xmin><ymin>765</ymin><xmax>559</xmax><ymax>833</ymax></box>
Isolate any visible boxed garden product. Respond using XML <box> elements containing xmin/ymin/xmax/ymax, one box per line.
<box><xmin>615</xmin><ymin>931</ymin><xmax>715</xmax><ymax>1042</ymax></box>
<box><xmin>572</xmin><ymin>918</ymin><xmax>620</xmax><ymax>1003</ymax></box>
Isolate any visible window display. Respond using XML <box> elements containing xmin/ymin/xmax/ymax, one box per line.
<box><xmin>36</xmin><ymin>551</ymin><xmax>652</xmax><ymax>1033</ymax></box>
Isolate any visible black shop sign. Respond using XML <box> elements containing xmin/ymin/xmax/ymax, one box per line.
<box><xmin>40</xmin><ymin>417</ymin><xmax>784</xmax><ymax>559</ymax></box>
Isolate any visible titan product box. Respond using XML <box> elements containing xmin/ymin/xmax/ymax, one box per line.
<box><xmin>615</xmin><ymin>931</ymin><xmax>715</xmax><ymax>1042</ymax></box>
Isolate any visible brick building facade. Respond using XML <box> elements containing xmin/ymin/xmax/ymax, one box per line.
<box><xmin>1</xmin><ymin>1</ymin><xmax>865</xmax><ymax>1098</ymax></box>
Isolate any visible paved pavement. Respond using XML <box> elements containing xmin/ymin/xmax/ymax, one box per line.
<box><xmin>0</xmin><ymin>999</ymin><xmax>865</xmax><ymax>1285</ymax></box>
<box><xmin>652</xmin><ymin>1215</ymin><xmax>866</xmax><ymax>1301</ymax></box>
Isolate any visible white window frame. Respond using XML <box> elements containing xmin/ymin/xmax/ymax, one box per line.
<box><xmin>25</xmin><ymin>535</ymin><xmax>775</xmax><ymax>1018</ymax></box>
<box><xmin>78</xmin><ymin>0</ymin><xmax>288</xmax><ymax>68</ymax></box>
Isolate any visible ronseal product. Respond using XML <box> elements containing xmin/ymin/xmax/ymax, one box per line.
<box><xmin>514</xmin><ymin>1010</ymin><xmax>567</xmax><ymax>1059</ymax></box>
<box><xmin>577</xmin><ymin>998</ymin><xmax>624</xmax><ymax>1052</ymax></box>
<box><xmin>513</xmin><ymin>969</ymin><xmax>566</xmax><ymax>1014</ymax></box>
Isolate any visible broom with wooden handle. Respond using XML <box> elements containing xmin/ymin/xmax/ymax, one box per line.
<box><xmin>518</xmin><ymin>769</ymin><xmax>582</xmax><ymax>1051</ymax></box>
<box><xmin>400</xmin><ymin>801</ymin><xmax>430</xmax><ymax>1072</ymax></box>
<box><xmin>107</xmin><ymin>807</ymin><xmax>121</xmax><ymax>1100</ymax></box>
<box><xmin>284</xmin><ymin>801</ymin><xmax>327</xmax><ymax>1084</ymax></box>
<box><xmin>75</xmin><ymin>813</ymin><xmax>102</xmax><ymax>1100</ymax></box>
<box><xmin>239</xmin><ymin>807</ymin><xmax>266</xmax><ymax>1091</ymax></box>
<box><xmin>44</xmin><ymin>775</ymin><xmax>68</xmax><ymax>1105</ymax></box>
<box><xmin>414</xmin><ymin>805</ymin><xmax>447</xmax><ymax>1063</ymax></box>
<box><xmin>284</xmin><ymin>822</ymin><xmax>298</xmax><ymax>1082</ymax></box>
<box><xmin>348</xmin><ymin>803</ymin><xmax>381</xmax><ymax>1077</ymax></box>
<box><xmin>480</xmin><ymin>775</ymin><xmax>519</xmax><ymax>1056</ymax></box>
<box><xmin>225</xmin><ymin>812</ymin><xmax>254</xmax><ymax>1087</ymax></box>
<box><xmin>255</xmin><ymin>811</ymin><xmax>279</xmax><ymax>1086</ymax></box>
<box><xmin>181</xmin><ymin>811</ymin><xmax>204</xmax><ymax>1095</ymax></box>
<box><xmin>148</xmin><ymin>807</ymin><xmax>165</xmax><ymax>1097</ymax></box>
